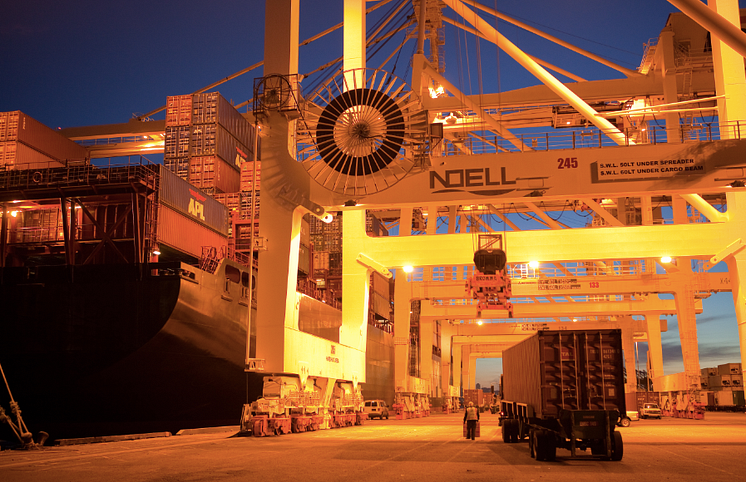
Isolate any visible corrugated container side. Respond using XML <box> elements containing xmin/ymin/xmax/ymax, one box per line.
<box><xmin>17</xmin><ymin>207</ymin><xmax>65</xmax><ymax>243</ymax></box>
<box><xmin>164</xmin><ymin>125</ymin><xmax>191</xmax><ymax>159</ymax></box>
<box><xmin>240</xmin><ymin>193</ymin><xmax>260</xmax><ymax>219</ymax></box>
<box><xmin>0</xmin><ymin>111</ymin><xmax>20</xmax><ymax>142</ymax></box>
<box><xmin>463</xmin><ymin>389</ymin><xmax>484</xmax><ymax>407</ymax></box>
<box><xmin>700</xmin><ymin>375</ymin><xmax>709</xmax><ymax>389</ymax></box>
<box><xmin>157</xmin><ymin>205</ymin><xmax>228</xmax><ymax>259</ymax></box>
<box><xmin>371</xmin><ymin>291</ymin><xmax>391</xmax><ymax>318</ymax></box>
<box><xmin>635</xmin><ymin>391</ymin><xmax>660</xmax><ymax>410</ymax></box>
<box><xmin>372</xmin><ymin>272</ymin><xmax>391</xmax><ymax>297</ymax></box>
<box><xmin>718</xmin><ymin>363</ymin><xmax>742</xmax><ymax>376</ymax></box>
<box><xmin>329</xmin><ymin>252</ymin><xmax>342</xmax><ymax>276</ymax></box>
<box><xmin>503</xmin><ymin>330</ymin><xmax>624</xmax><ymax>419</ymax></box>
<box><xmin>236</xmin><ymin>222</ymin><xmax>259</xmax><ymax>239</ymax></box>
<box><xmin>163</xmin><ymin>158</ymin><xmax>189</xmax><ymax>181</ymax></box>
<box><xmin>714</xmin><ymin>388</ymin><xmax>735</xmax><ymax>407</ymax></box>
<box><xmin>158</xmin><ymin>165</ymin><xmax>229</xmax><ymax>235</ymax></box>
<box><xmin>240</xmin><ymin>161</ymin><xmax>261</xmax><ymax>191</ymax></box>
<box><xmin>310</xmin><ymin>233</ymin><xmax>324</xmax><ymax>251</ymax></box>
<box><xmin>166</xmin><ymin>95</ymin><xmax>193</xmax><ymax>126</ymax></box>
<box><xmin>188</xmin><ymin>156</ymin><xmax>240</xmax><ymax>194</ymax></box>
<box><xmin>709</xmin><ymin>374</ymin><xmax>732</xmax><ymax>388</ymax></box>
<box><xmin>313</xmin><ymin>251</ymin><xmax>330</xmax><ymax>270</ymax></box>
<box><xmin>213</xmin><ymin>192</ymin><xmax>243</xmax><ymax>217</ymax></box>
<box><xmin>191</xmin><ymin>92</ymin><xmax>254</xmax><ymax>147</ymax></box>
<box><xmin>324</xmin><ymin>232</ymin><xmax>341</xmax><ymax>252</ymax></box>
<box><xmin>190</xmin><ymin>123</ymin><xmax>250</xmax><ymax>168</ymax></box>
<box><xmin>503</xmin><ymin>332</ymin><xmax>542</xmax><ymax>416</ymax></box>
<box><xmin>298</xmin><ymin>243</ymin><xmax>310</xmax><ymax>275</ymax></box>
<box><xmin>0</xmin><ymin>141</ymin><xmax>65</xmax><ymax>169</ymax></box>
<box><xmin>702</xmin><ymin>367</ymin><xmax>718</xmax><ymax>377</ymax></box>
<box><xmin>300</xmin><ymin>218</ymin><xmax>310</xmax><ymax>247</ymax></box>
<box><xmin>0</xmin><ymin>111</ymin><xmax>88</xmax><ymax>162</ymax></box>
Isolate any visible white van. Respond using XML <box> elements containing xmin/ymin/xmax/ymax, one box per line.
<box><xmin>363</xmin><ymin>400</ymin><xmax>389</xmax><ymax>419</ymax></box>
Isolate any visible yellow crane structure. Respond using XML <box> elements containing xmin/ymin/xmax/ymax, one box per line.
<box><xmin>51</xmin><ymin>0</ymin><xmax>746</xmax><ymax>424</ymax></box>
<box><xmin>247</xmin><ymin>0</ymin><xmax>746</xmax><ymax>421</ymax></box>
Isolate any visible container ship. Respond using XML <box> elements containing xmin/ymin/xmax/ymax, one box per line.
<box><xmin>0</xmin><ymin>98</ymin><xmax>395</xmax><ymax>441</ymax></box>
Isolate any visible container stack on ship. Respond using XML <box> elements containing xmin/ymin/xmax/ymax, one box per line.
<box><xmin>0</xmin><ymin>103</ymin><xmax>265</xmax><ymax>441</ymax></box>
<box><xmin>0</xmin><ymin>94</ymin><xmax>397</xmax><ymax>441</ymax></box>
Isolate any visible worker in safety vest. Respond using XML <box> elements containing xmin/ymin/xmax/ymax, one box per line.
<box><xmin>463</xmin><ymin>402</ymin><xmax>479</xmax><ymax>440</ymax></box>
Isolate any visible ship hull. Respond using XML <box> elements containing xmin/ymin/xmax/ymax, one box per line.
<box><xmin>0</xmin><ymin>261</ymin><xmax>394</xmax><ymax>441</ymax></box>
<box><xmin>0</xmin><ymin>261</ymin><xmax>263</xmax><ymax>440</ymax></box>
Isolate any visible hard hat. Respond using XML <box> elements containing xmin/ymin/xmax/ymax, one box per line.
<box><xmin>468</xmin><ymin>402</ymin><xmax>474</xmax><ymax>407</ymax></box>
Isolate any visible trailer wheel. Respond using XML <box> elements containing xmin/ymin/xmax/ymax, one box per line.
<box><xmin>501</xmin><ymin>421</ymin><xmax>511</xmax><ymax>443</ymax></box>
<box><xmin>535</xmin><ymin>431</ymin><xmax>556</xmax><ymax>461</ymax></box>
<box><xmin>543</xmin><ymin>432</ymin><xmax>556</xmax><ymax>461</ymax></box>
<box><xmin>508</xmin><ymin>419</ymin><xmax>519</xmax><ymax>443</ymax></box>
<box><xmin>534</xmin><ymin>431</ymin><xmax>546</xmax><ymax>460</ymax></box>
<box><xmin>611</xmin><ymin>431</ymin><xmax>624</xmax><ymax>461</ymax></box>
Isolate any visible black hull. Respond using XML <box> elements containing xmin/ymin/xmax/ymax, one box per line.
<box><xmin>0</xmin><ymin>261</ymin><xmax>394</xmax><ymax>442</ymax></box>
<box><xmin>0</xmin><ymin>262</ymin><xmax>263</xmax><ymax>441</ymax></box>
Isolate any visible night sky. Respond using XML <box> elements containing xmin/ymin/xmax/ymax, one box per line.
<box><xmin>2</xmin><ymin>0</ymin><xmax>742</xmax><ymax>389</ymax></box>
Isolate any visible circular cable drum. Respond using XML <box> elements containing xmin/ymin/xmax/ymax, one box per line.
<box><xmin>296</xmin><ymin>68</ymin><xmax>424</xmax><ymax>196</ymax></box>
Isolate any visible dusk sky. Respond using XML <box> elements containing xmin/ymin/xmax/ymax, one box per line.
<box><xmin>2</xmin><ymin>0</ymin><xmax>742</xmax><ymax>389</ymax></box>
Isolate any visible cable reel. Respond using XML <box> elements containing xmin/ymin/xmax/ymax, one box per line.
<box><xmin>295</xmin><ymin>68</ymin><xmax>426</xmax><ymax>197</ymax></box>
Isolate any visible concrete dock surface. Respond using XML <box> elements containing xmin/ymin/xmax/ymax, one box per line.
<box><xmin>2</xmin><ymin>411</ymin><xmax>746</xmax><ymax>482</ymax></box>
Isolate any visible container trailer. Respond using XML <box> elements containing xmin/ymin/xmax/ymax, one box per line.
<box><xmin>500</xmin><ymin>329</ymin><xmax>626</xmax><ymax>461</ymax></box>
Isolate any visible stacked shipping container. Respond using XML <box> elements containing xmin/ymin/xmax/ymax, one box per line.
<box><xmin>156</xmin><ymin>165</ymin><xmax>230</xmax><ymax>259</ymax></box>
<box><xmin>0</xmin><ymin>111</ymin><xmax>89</xmax><ymax>169</ymax></box>
<box><xmin>162</xmin><ymin>93</ymin><xmax>254</xmax><ymax>196</ymax></box>
<box><xmin>699</xmin><ymin>363</ymin><xmax>745</xmax><ymax>409</ymax></box>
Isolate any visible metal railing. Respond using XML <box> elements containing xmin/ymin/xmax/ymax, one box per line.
<box><xmin>0</xmin><ymin>156</ymin><xmax>158</xmax><ymax>192</ymax></box>
<box><xmin>433</xmin><ymin>120</ymin><xmax>744</xmax><ymax>157</ymax></box>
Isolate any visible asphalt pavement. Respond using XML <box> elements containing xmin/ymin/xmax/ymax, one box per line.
<box><xmin>1</xmin><ymin>411</ymin><xmax>745</xmax><ymax>482</ymax></box>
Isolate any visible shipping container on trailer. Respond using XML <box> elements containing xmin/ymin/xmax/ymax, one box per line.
<box><xmin>500</xmin><ymin>329</ymin><xmax>625</xmax><ymax>462</ymax></box>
